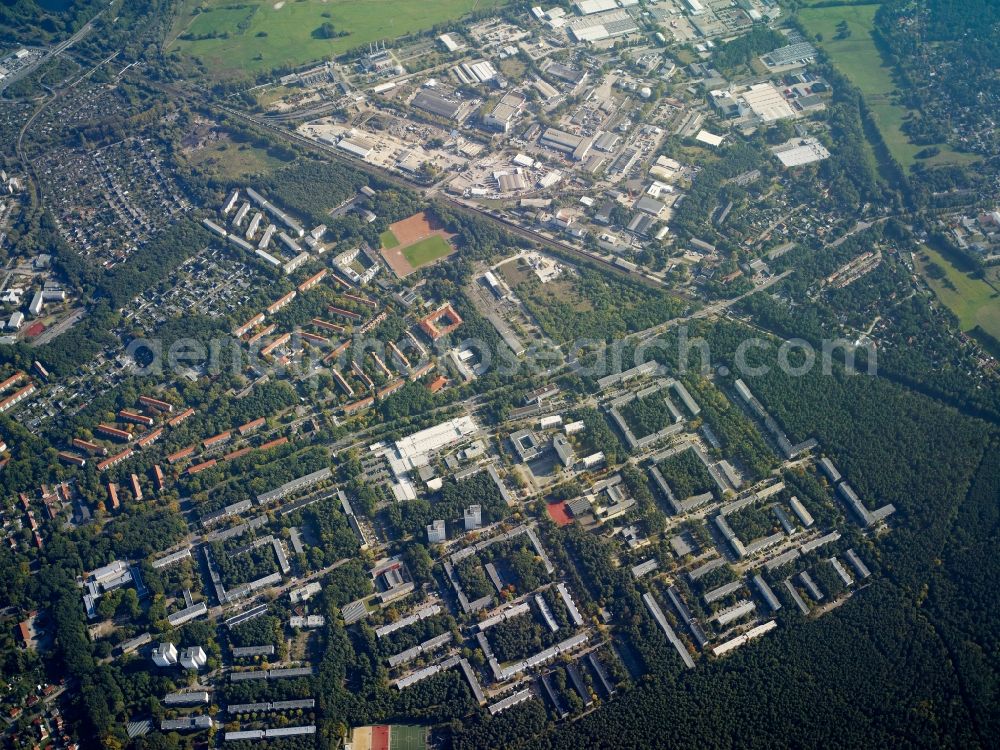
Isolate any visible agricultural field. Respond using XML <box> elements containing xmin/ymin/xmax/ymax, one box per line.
<box><xmin>914</xmin><ymin>244</ymin><xmax>1000</xmax><ymax>343</ymax></box>
<box><xmin>166</xmin><ymin>0</ymin><xmax>511</xmax><ymax>79</ymax></box>
<box><xmin>797</xmin><ymin>3</ymin><xmax>975</xmax><ymax>171</ymax></box>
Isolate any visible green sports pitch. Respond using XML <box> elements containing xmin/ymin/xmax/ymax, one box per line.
<box><xmin>167</xmin><ymin>0</ymin><xmax>511</xmax><ymax>79</ymax></box>
<box><xmin>402</xmin><ymin>235</ymin><xmax>453</xmax><ymax>268</ymax></box>
<box><xmin>379</xmin><ymin>229</ymin><xmax>400</xmax><ymax>250</ymax></box>
<box><xmin>389</xmin><ymin>725</ymin><xmax>427</xmax><ymax>750</ymax></box>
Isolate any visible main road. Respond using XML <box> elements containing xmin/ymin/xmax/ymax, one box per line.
<box><xmin>0</xmin><ymin>8</ymin><xmax>103</xmax><ymax>95</ymax></box>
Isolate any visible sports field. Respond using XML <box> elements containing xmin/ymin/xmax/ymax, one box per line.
<box><xmin>167</xmin><ymin>0</ymin><xmax>510</xmax><ymax>79</ymax></box>
<box><xmin>379</xmin><ymin>212</ymin><xmax>455</xmax><ymax>277</ymax></box>
<box><xmin>915</xmin><ymin>245</ymin><xmax>1000</xmax><ymax>342</ymax></box>
<box><xmin>798</xmin><ymin>3</ymin><xmax>975</xmax><ymax>171</ymax></box>
<box><xmin>403</xmin><ymin>235</ymin><xmax>453</xmax><ymax>267</ymax></box>
<box><xmin>390</xmin><ymin>725</ymin><xmax>427</xmax><ymax>750</ymax></box>
<box><xmin>546</xmin><ymin>500</ymin><xmax>573</xmax><ymax>527</ymax></box>
<box><xmin>379</xmin><ymin>229</ymin><xmax>400</xmax><ymax>250</ymax></box>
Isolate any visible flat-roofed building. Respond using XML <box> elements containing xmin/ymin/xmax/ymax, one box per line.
<box><xmin>412</xmin><ymin>90</ymin><xmax>461</xmax><ymax>120</ymax></box>
<box><xmin>540</xmin><ymin>127</ymin><xmax>583</xmax><ymax>154</ymax></box>
<box><xmin>574</xmin><ymin>0</ymin><xmax>617</xmax><ymax>14</ymax></box>
<box><xmin>741</xmin><ymin>82</ymin><xmax>796</xmax><ymax>122</ymax></box>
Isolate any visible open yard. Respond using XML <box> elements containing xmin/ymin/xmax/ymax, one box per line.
<box><xmin>915</xmin><ymin>244</ymin><xmax>1000</xmax><ymax>343</ymax></box>
<box><xmin>180</xmin><ymin>135</ymin><xmax>293</xmax><ymax>180</ymax></box>
<box><xmin>167</xmin><ymin>0</ymin><xmax>511</xmax><ymax>79</ymax></box>
<box><xmin>797</xmin><ymin>3</ymin><xmax>975</xmax><ymax>171</ymax></box>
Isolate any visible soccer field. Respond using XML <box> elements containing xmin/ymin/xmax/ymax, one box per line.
<box><xmin>402</xmin><ymin>235</ymin><xmax>453</xmax><ymax>268</ymax></box>
<box><xmin>167</xmin><ymin>0</ymin><xmax>511</xmax><ymax>78</ymax></box>
<box><xmin>389</xmin><ymin>724</ymin><xmax>426</xmax><ymax>750</ymax></box>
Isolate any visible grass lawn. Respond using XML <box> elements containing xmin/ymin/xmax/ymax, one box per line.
<box><xmin>379</xmin><ymin>229</ymin><xmax>400</xmax><ymax>250</ymax></box>
<box><xmin>167</xmin><ymin>0</ymin><xmax>511</xmax><ymax>79</ymax></box>
<box><xmin>798</xmin><ymin>3</ymin><xmax>976</xmax><ymax>172</ymax></box>
<box><xmin>915</xmin><ymin>244</ymin><xmax>1000</xmax><ymax>341</ymax></box>
<box><xmin>181</xmin><ymin>137</ymin><xmax>292</xmax><ymax>180</ymax></box>
<box><xmin>402</xmin><ymin>235</ymin><xmax>453</xmax><ymax>267</ymax></box>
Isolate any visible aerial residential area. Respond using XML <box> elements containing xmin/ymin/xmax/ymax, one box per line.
<box><xmin>0</xmin><ymin>0</ymin><xmax>997</xmax><ymax>749</ymax></box>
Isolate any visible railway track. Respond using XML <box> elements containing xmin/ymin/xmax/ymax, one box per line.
<box><xmin>190</xmin><ymin>92</ymin><xmax>693</xmax><ymax>298</ymax></box>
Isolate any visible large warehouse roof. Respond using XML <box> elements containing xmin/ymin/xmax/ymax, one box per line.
<box><xmin>741</xmin><ymin>83</ymin><xmax>796</xmax><ymax>122</ymax></box>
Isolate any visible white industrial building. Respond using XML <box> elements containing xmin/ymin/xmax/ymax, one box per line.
<box><xmin>484</xmin><ymin>93</ymin><xmax>525</xmax><ymax>132</ymax></box>
<box><xmin>439</xmin><ymin>33</ymin><xmax>463</xmax><ymax>53</ymax></box>
<box><xmin>567</xmin><ymin>10</ymin><xmax>639</xmax><ymax>42</ymax></box>
<box><xmin>574</xmin><ymin>0</ymin><xmax>617</xmax><ymax>14</ymax></box>
<box><xmin>772</xmin><ymin>137</ymin><xmax>831</xmax><ymax>167</ymax></box>
<box><xmin>338</xmin><ymin>136</ymin><xmax>374</xmax><ymax>159</ymax></box>
<box><xmin>740</xmin><ymin>82</ymin><xmax>797</xmax><ymax>122</ymax></box>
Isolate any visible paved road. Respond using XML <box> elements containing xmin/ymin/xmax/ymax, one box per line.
<box><xmin>29</xmin><ymin>307</ymin><xmax>86</xmax><ymax>347</ymax></box>
<box><xmin>1</xmin><ymin>11</ymin><xmax>101</xmax><ymax>95</ymax></box>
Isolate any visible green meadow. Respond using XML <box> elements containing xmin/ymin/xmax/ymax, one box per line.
<box><xmin>798</xmin><ymin>3</ymin><xmax>976</xmax><ymax>171</ymax></box>
<box><xmin>915</xmin><ymin>244</ymin><xmax>1000</xmax><ymax>343</ymax></box>
<box><xmin>167</xmin><ymin>0</ymin><xmax>510</xmax><ymax>79</ymax></box>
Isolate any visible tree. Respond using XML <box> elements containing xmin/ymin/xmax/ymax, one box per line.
<box><xmin>315</xmin><ymin>21</ymin><xmax>337</xmax><ymax>39</ymax></box>
<box><xmin>403</xmin><ymin>543</ymin><xmax>433</xmax><ymax>584</ymax></box>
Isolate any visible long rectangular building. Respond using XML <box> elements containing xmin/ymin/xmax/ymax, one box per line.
<box><xmin>643</xmin><ymin>593</ymin><xmax>695</xmax><ymax>669</ymax></box>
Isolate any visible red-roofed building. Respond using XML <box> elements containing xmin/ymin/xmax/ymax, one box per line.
<box><xmin>167</xmin><ymin>446</ymin><xmax>196</xmax><ymax>464</ymax></box>
<box><xmin>130</xmin><ymin>473</ymin><xmax>143</xmax><ymax>501</ymax></box>
<box><xmin>107</xmin><ymin>483</ymin><xmax>120</xmax><ymax>510</ymax></box>
<box><xmin>96</xmin><ymin>423</ymin><xmax>131</xmax><ymax>442</ymax></box>
<box><xmin>153</xmin><ymin>464</ymin><xmax>166</xmax><ymax>492</ymax></box>
<box><xmin>238</xmin><ymin>417</ymin><xmax>266</xmax><ymax>435</ymax></box>
<box><xmin>187</xmin><ymin>459</ymin><xmax>217</xmax><ymax>476</ymax></box>
<box><xmin>297</xmin><ymin>268</ymin><xmax>327</xmax><ymax>293</ymax></box>
<box><xmin>267</xmin><ymin>291</ymin><xmax>297</xmax><ymax>315</ymax></box>
<box><xmin>119</xmin><ymin>409</ymin><xmax>154</xmax><ymax>427</ymax></box>
<box><xmin>418</xmin><ymin>304</ymin><xmax>463</xmax><ymax>341</ymax></box>
<box><xmin>259</xmin><ymin>436</ymin><xmax>289</xmax><ymax>451</ymax></box>
<box><xmin>136</xmin><ymin>427</ymin><xmax>164</xmax><ymax>449</ymax></box>
<box><xmin>97</xmin><ymin>448</ymin><xmax>134</xmax><ymax>472</ymax></box>
<box><xmin>138</xmin><ymin>395</ymin><xmax>173</xmax><ymax>413</ymax></box>
<box><xmin>343</xmin><ymin>396</ymin><xmax>374</xmax><ymax>415</ymax></box>
<box><xmin>167</xmin><ymin>407</ymin><xmax>195</xmax><ymax>427</ymax></box>
<box><xmin>202</xmin><ymin>431</ymin><xmax>232</xmax><ymax>449</ymax></box>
